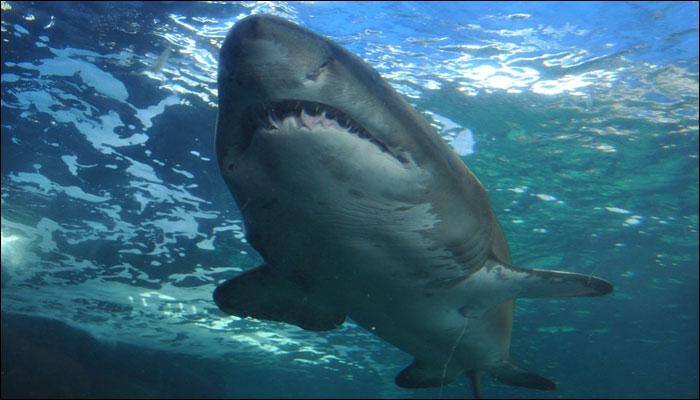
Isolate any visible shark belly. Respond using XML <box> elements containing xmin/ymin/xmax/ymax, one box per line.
<box><xmin>226</xmin><ymin>107</ymin><xmax>437</xmax><ymax>275</ymax></box>
<box><xmin>225</xmin><ymin>109</ymin><xmax>503</xmax><ymax>366</ymax></box>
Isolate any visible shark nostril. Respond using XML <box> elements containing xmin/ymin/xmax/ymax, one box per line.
<box><xmin>306</xmin><ymin>69</ymin><xmax>322</xmax><ymax>81</ymax></box>
<box><xmin>306</xmin><ymin>58</ymin><xmax>332</xmax><ymax>81</ymax></box>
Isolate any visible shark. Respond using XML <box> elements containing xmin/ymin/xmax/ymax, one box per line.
<box><xmin>213</xmin><ymin>14</ymin><xmax>613</xmax><ymax>397</ymax></box>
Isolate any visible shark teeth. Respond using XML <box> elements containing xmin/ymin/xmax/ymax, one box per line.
<box><xmin>300</xmin><ymin>109</ymin><xmax>315</xmax><ymax>128</ymax></box>
<box><xmin>249</xmin><ymin>100</ymin><xmax>364</xmax><ymax>135</ymax></box>
<box><xmin>245</xmin><ymin>100</ymin><xmax>411</xmax><ymax>165</ymax></box>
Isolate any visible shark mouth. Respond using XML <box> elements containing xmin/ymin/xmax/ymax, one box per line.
<box><xmin>242</xmin><ymin>100</ymin><xmax>410</xmax><ymax>165</ymax></box>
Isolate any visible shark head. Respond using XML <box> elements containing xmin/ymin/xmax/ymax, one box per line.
<box><xmin>216</xmin><ymin>14</ymin><xmax>463</xmax><ymax>178</ymax></box>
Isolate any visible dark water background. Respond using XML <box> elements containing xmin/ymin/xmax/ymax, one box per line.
<box><xmin>1</xmin><ymin>2</ymin><xmax>698</xmax><ymax>398</ymax></box>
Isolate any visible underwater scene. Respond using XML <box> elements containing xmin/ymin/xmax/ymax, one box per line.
<box><xmin>1</xmin><ymin>1</ymin><xmax>698</xmax><ymax>399</ymax></box>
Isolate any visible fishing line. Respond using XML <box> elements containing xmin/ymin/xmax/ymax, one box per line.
<box><xmin>439</xmin><ymin>317</ymin><xmax>469</xmax><ymax>398</ymax></box>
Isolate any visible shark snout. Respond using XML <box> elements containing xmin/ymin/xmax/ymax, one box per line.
<box><xmin>220</xmin><ymin>15</ymin><xmax>332</xmax><ymax>92</ymax></box>
<box><xmin>232</xmin><ymin>14</ymin><xmax>299</xmax><ymax>38</ymax></box>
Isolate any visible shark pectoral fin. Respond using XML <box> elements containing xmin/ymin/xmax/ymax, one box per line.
<box><xmin>490</xmin><ymin>361</ymin><xmax>556</xmax><ymax>391</ymax></box>
<box><xmin>395</xmin><ymin>359</ymin><xmax>458</xmax><ymax>388</ymax></box>
<box><xmin>510</xmin><ymin>264</ymin><xmax>614</xmax><ymax>298</ymax></box>
<box><xmin>459</xmin><ymin>259</ymin><xmax>613</xmax><ymax>318</ymax></box>
<box><xmin>213</xmin><ymin>264</ymin><xmax>345</xmax><ymax>331</ymax></box>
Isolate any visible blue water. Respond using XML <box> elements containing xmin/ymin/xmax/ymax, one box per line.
<box><xmin>1</xmin><ymin>2</ymin><xmax>698</xmax><ymax>398</ymax></box>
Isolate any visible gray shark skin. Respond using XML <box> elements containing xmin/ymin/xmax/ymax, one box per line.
<box><xmin>213</xmin><ymin>14</ymin><xmax>613</xmax><ymax>397</ymax></box>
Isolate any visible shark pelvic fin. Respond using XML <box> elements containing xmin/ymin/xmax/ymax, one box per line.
<box><xmin>395</xmin><ymin>359</ymin><xmax>460</xmax><ymax>388</ymax></box>
<box><xmin>467</xmin><ymin>370</ymin><xmax>483</xmax><ymax>399</ymax></box>
<box><xmin>213</xmin><ymin>264</ymin><xmax>345</xmax><ymax>331</ymax></box>
<box><xmin>490</xmin><ymin>360</ymin><xmax>556</xmax><ymax>391</ymax></box>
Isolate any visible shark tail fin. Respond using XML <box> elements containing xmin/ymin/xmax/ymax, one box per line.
<box><xmin>490</xmin><ymin>361</ymin><xmax>556</xmax><ymax>391</ymax></box>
